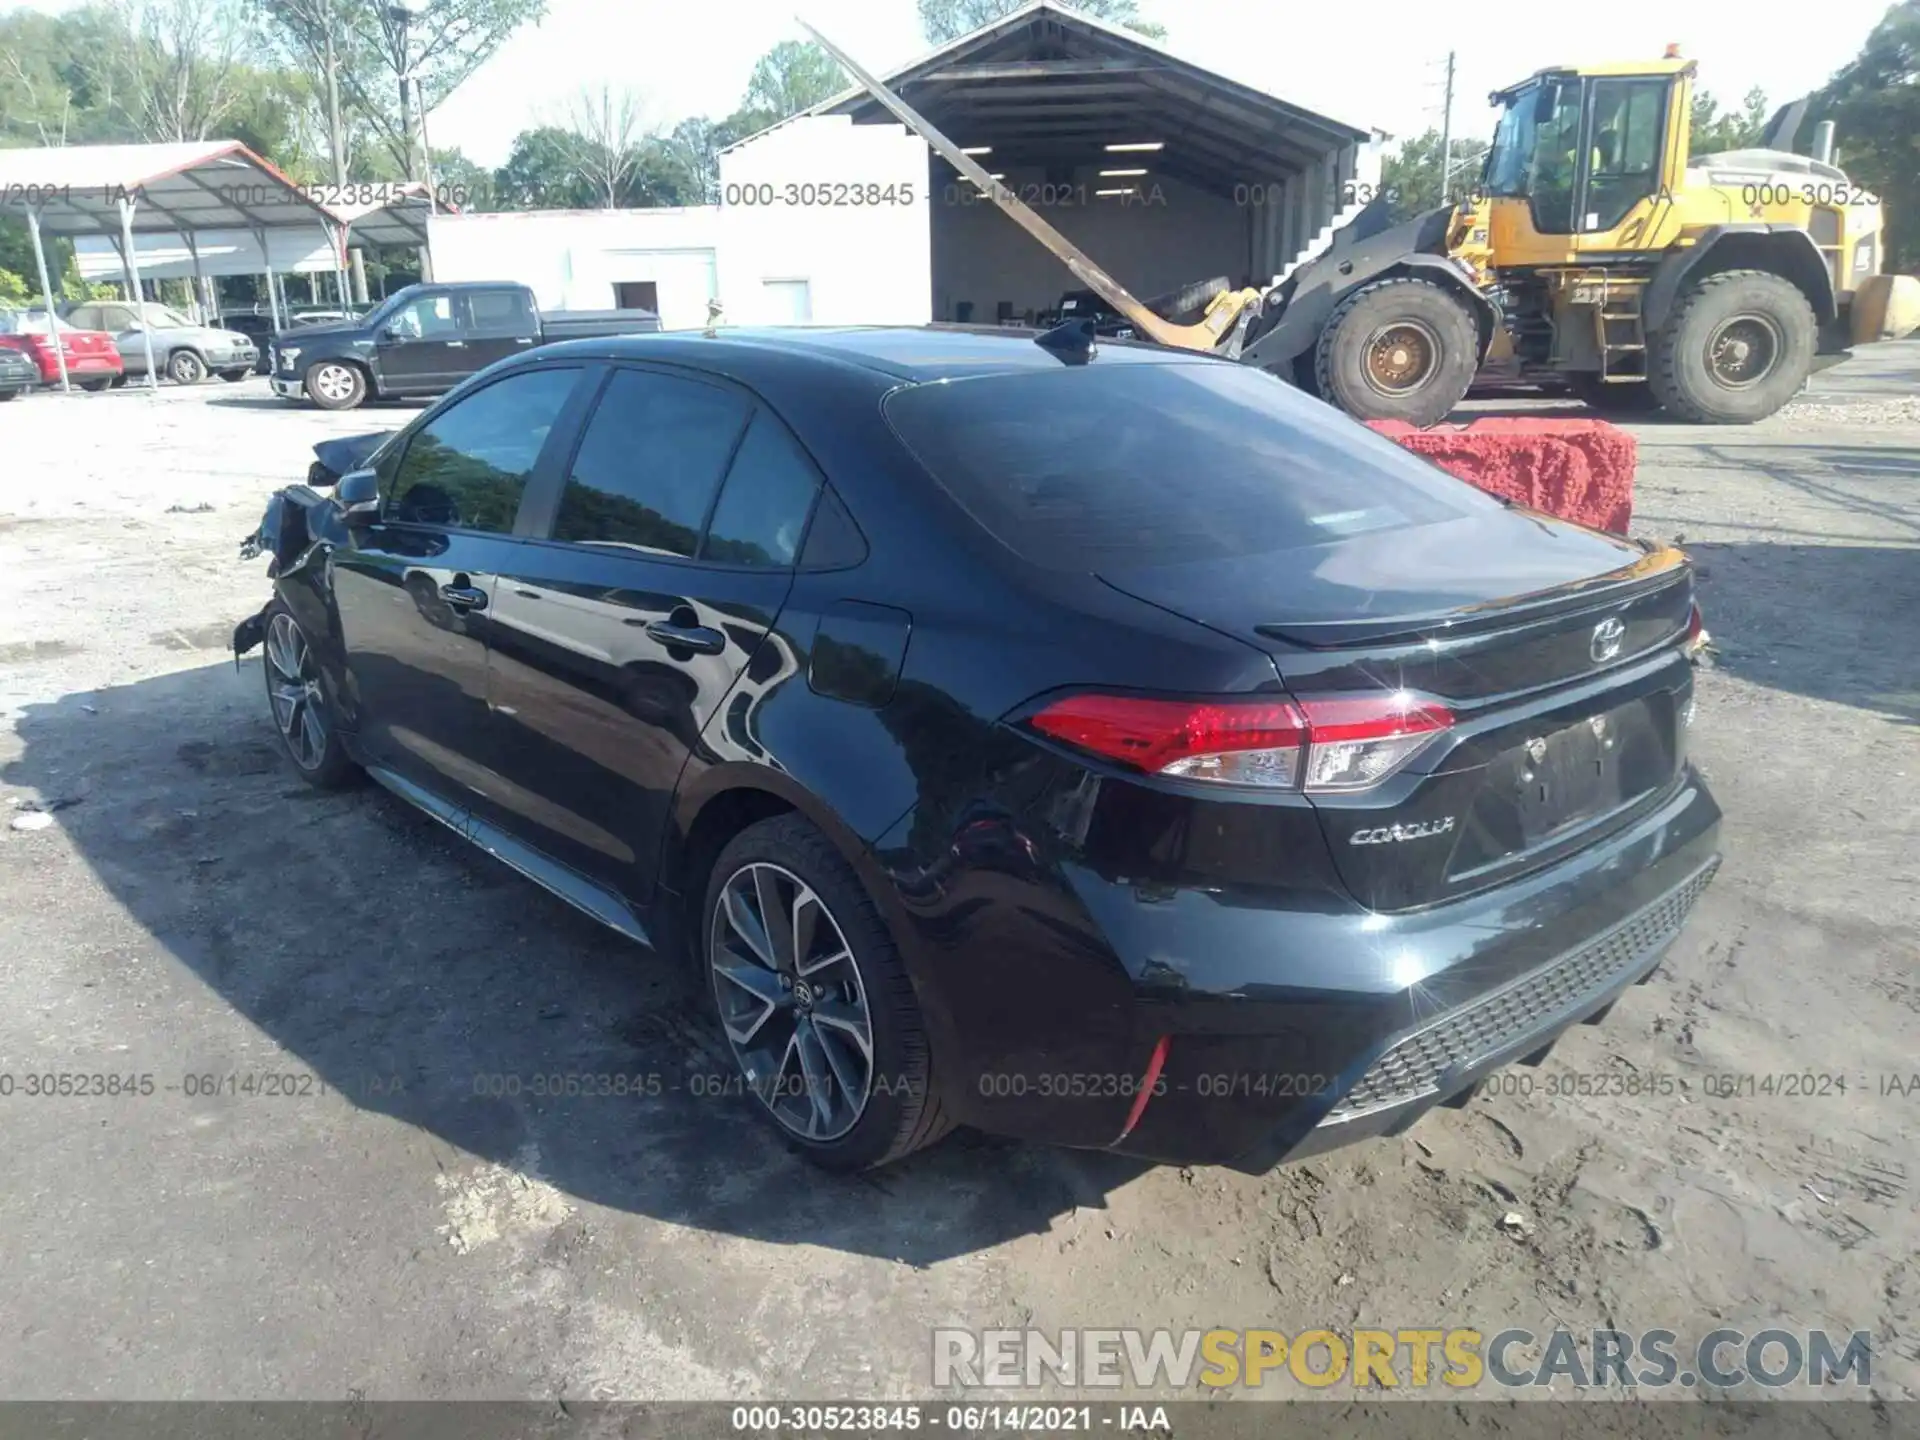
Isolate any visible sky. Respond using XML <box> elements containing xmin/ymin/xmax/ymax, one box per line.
<box><xmin>18</xmin><ymin>0</ymin><xmax>1903</xmax><ymax>168</ymax></box>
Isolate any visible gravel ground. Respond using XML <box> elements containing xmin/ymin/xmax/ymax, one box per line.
<box><xmin>0</xmin><ymin>354</ymin><xmax>1915</xmax><ymax>1406</ymax></box>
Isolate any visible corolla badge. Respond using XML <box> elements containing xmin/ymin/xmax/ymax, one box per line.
<box><xmin>1590</xmin><ymin>616</ymin><xmax>1627</xmax><ymax>663</ymax></box>
<box><xmin>1351</xmin><ymin>817</ymin><xmax>1456</xmax><ymax>845</ymax></box>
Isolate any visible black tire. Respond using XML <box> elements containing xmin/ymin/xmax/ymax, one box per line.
<box><xmin>0</xmin><ymin>389</ymin><xmax>16</xmax><ymax>402</ymax></box>
<box><xmin>1648</xmin><ymin>269</ymin><xmax>1816</xmax><ymax>424</ymax></box>
<box><xmin>1314</xmin><ymin>275</ymin><xmax>1479</xmax><ymax>426</ymax></box>
<box><xmin>166</xmin><ymin>349</ymin><xmax>207</xmax><ymax>384</ymax></box>
<box><xmin>304</xmin><ymin>360</ymin><xmax>368</xmax><ymax>411</ymax></box>
<box><xmin>218</xmin><ymin>368</ymin><xmax>251</xmax><ymax>383</ymax></box>
<box><xmin>1570</xmin><ymin>374</ymin><xmax>1662</xmax><ymax>414</ymax></box>
<box><xmin>79</xmin><ymin>377</ymin><xmax>114</xmax><ymax>392</ymax></box>
<box><xmin>261</xmin><ymin>601</ymin><xmax>359</xmax><ymax>789</ymax></box>
<box><xmin>703</xmin><ymin>814</ymin><xmax>950</xmax><ymax>1171</ymax></box>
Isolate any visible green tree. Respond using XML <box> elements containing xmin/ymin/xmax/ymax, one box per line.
<box><xmin>1815</xmin><ymin>0</ymin><xmax>1919</xmax><ymax>269</ymax></box>
<box><xmin>916</xmin><ymin>0</ymin><xmax>1163</xmax><ymax>45</ymax></box>
<box><xmin>740</xmin><ymin>40</ymin><xmax>845</xmax><ymax>124</ymax></box>
<box><xmin>428</xmin><ymin>146</ymin><xmax>496</xmax><ymax>210</ymax></box>
<box><xmin>1689</xmin><ymin>86</ymin><xmax>1770</xmax><ymax>156</ymax></box>
<box><xmin>492</xmin><ymin>126</ymin><xmax>599</xmax><ymax>209</ymax></box>
<box><xmin>1379</xmin><ymin>128</ymin><xmax>1489</xmax><ymax>221</ymax></box>
<box><xmin>343</xmin><ymin>0</ymin><xmax>548</xmax><ymax>180</ymax></box>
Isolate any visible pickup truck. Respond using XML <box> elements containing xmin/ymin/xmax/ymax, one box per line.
<box><xmin>267</xmin><ymin>281</ymin><xmax>661</xmax><ymax>410</ymax></box>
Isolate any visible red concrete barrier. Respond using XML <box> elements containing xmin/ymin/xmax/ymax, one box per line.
<box><xmin>1366</xmin><ymin>417</ymin><xmax>1635</xmax><ymax>534</ymax></box>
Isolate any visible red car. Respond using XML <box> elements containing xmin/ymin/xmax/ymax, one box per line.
<box><xmin>0</xmin><ymin>309</ymin><xmax>124</xmax><ymax>390</ymax></box>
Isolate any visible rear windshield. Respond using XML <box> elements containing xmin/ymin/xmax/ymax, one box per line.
<box><xmin>884</xmin><ymin>361</ymin><xmax>1496</xmax><ymax>569</ymax></box>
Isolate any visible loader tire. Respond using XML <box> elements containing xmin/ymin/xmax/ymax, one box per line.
<box><xmin>1315</xmin><ymin>276</ymin><xmax>1478</xmax><ymax>426</ymax></box>
<box><xmin>1648</xmin><ymin>269</ymin><xmax>1815</xmax><ymax>424</ymax></box>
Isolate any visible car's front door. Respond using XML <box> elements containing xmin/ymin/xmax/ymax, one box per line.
<box><xmin>329</xmin><ymin>363</ymin><xmax>589</xmax><ymax>815</ymax></box>
<box><xmin>374</xmin><ymin>290</ymin><xmax>470</xmax><ymax>393</ymax></box>
<box><xmin>482</xmin><ymin>364</ymin><xmax>823</xmax><ymax>901</ymax></box>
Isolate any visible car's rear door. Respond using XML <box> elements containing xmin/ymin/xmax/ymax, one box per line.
<box><xmin>329</xmin><ymin>363</ymin><xmax>591</xmax><ymax>817</ymax></box>
<box><xmin>463</xmin><ymin>287</ymin><xmax>540</xmax><ymax>372</ymax></box>
<box><xmin>482</xmin><ymin>363</ymin><xmax>822</xmax><ymax>902</ymax></box>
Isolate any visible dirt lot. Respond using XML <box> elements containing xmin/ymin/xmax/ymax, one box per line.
<box><xmin>0</xmin><ymin>358</ymin><xmax>1915</xmax><ymax>1405</ymax></box>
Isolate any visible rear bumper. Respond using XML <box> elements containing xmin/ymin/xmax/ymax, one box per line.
<box><xmin>906</xmin><ymin>771</ymin><xmax>1721</xmax><ymax>1171</ymax></box>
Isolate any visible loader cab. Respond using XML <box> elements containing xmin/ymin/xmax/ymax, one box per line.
<box><xmin>1480</xmin><ymin>59</ymin><xmax>1693</xmax><ymax>266</ymax></box>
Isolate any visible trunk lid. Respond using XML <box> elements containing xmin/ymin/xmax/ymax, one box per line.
<box><xmin>1101</xmin><ymin>511</ymin><xmax>1699</xmax><ymax>911</ymax></box>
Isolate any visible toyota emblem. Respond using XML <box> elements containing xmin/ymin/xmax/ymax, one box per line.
<box><xmin>1590</xmin><ymin>616</ymin><xmax>1626</xmax><ymax>663</ymax></box>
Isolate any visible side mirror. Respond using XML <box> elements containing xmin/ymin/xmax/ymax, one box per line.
<box><xmin>336</xmin><ymin>467</ymin><xmax>380</xmax><ymax>527</ymax></box>
<box><xmin>377</xmin><ymin>326</ymin><xmax>402</xmax><ymax>344</ymax></box>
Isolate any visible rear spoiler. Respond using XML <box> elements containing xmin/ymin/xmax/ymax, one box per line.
<box><xmin>1254</xmin><ymin>547</ymin><xmax>1691</xmax><ymax>649</ymax></box>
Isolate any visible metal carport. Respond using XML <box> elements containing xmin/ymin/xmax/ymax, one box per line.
<box><xmin>0</xmin><ymin>141</ymin><xmax>343</xmax><ymax>392</ymax></box>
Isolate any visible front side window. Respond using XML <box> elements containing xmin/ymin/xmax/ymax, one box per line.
<box><xmin>551</xmin><ymin>369</ymin><xmax>751</xmax><ymax>556</ymax></box>
<box><xmin>1484</xmin><ymin>78</ymin><xmax>1586</xmax><ymax>234</ymax></box>
<box><xmin>385</xmin><ymin>366</ymin><xmax>580</xmax><ymax>532</ymax></box>
<box><xmin>386</xmin><ymin>293</ymin><xmax>460</xmax><ymax>340</ymax></box>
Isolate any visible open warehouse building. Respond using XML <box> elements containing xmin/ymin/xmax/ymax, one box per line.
<box><xmin>813</xmin><ymin>0</ymin><xmax>1382</xmax><ymax>324</ymax></box>
<box><xmin>428</xmin><ymin>1</ymin><xmax>1380</xmax><ymax>330</ymax></box>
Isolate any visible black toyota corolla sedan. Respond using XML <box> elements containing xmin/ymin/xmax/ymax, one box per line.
<box><xmin>235</xmin><ymin>325</ymin><xmax>1720</xmax><ymax>1173</ymax></box>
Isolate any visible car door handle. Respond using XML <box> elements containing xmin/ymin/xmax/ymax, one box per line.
<box><xmin>513</xmin><ymin>337</ymin><xmax>534</xmax><ymax>344</ymax></box>
<box><xmin>644</xmin><ymin>620</ymin><xmax>726</xmax><ymax>654</ymax></box>
<box><xmin>445</xmin><ymin>340</ymin><xmax>466</xmax><ymax>348</ymax></box>
<box><xmin>440</xmin><ymin>583</ymin><xmax>488</xmax><ymax>611</ymax></box>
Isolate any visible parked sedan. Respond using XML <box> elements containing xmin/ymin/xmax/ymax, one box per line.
<box><xmin>234</xmin><ymin>327</ymin><xmax>1721</xmax><ymax>1174</ymax></box>
<box><xmin>63</xmin><ymin>301</ymin><xmax>256</xmax><ymax>383</ymax></box>
<box><xmin>0</xmin><ymin>342</ymin><xmax>38</xmax><ymax>399</ymax></box>
<box><xmin>0</xmin><ymin>309</ymin><xmax>123</xmax><ymax>390</ymax></box>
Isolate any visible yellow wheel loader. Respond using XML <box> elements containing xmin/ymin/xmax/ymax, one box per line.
<box><xmin>803</xmin><ymin>24</ymin><xmax>1920</xmax><ymax>427</ymax></box>
<box><xmin>1238</xmin><ymin>53</ymin><xmax>1920</xmax><ymax>424</ymax></box>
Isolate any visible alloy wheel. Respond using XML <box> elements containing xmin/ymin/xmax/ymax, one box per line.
<box><xmin>167</xmin><ymin>351</ymin><xmax>206</xmax><ymax>384</ymax></box>
<box><xmin>311</xmin><ymin>364</ymin><xmax>356</xmax><ymax>403</ymax></box>
<box><xmin>265</xmin><ymin>612</ymin><xmax>328</xmax><ymax>772</ymax></box>
<box><xmin>709</xmin><ymin>861</ymin><xmax>875</xmax><ymax>1142</ymax></box>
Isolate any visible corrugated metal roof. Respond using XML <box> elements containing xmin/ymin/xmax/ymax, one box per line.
<box><xmin>741</xmin><ymin>0</ymin><xmax>1371</xmax><ymax>192</ymax></box>
<box><xmin>0</xmin><ymin>141</ymin><xmax>342</xmax><ymax>237</ymax></box>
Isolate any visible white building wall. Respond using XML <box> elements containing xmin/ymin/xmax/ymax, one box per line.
<box><xmin>929</xmin><ymin>168</ymin><xmax>1253</xmax><ymax>324</ymax></box>
<box><xmin>715</xmin><ymin>115</ymin><xmax>931</xmax><ymax>327</ymax></box>
<box><xmin>427</xmin><ymin>208</ymin><xmax>720</xmax><ymax>331</ymax></box>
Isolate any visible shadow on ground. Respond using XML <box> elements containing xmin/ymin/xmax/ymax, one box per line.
<box><xmin>2</xmin><ymin>660</ymin><xmax>1147</xmax><ymax>1263</ymax></box>
<box><xmin>1687</xmin><ymin>537</ymin><xmax>1919</xmax><ymax>724</ymax></box>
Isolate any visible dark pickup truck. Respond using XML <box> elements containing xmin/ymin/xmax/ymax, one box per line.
<box><xmin>268</xmin><ymin>281</ymin><xmax>660</xmax><ymax>410</ymax></box>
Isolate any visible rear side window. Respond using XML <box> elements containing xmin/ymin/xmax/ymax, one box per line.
<box><xmin>385</xmin><ymin>366</ymin><xmax>580</xmax><ymax>532</ymax></box>
<box><xmin>553</xmin><ymin>368</ymin><xmax>751</xmax><ymax>556</ymax></box>
<box><xmin>883</xmin><ymin>362</ymin><xmax>1494</xmax><ymax>569</ymax></box>
<box><xmin>702</xmin><ymin>411</ymin><xmax>821</xmax><ymax>567</ymax></box>
<box><xmin>468</xmin><ymin>289</ymin><xmax>535</xmax><ymax>329</ymax></box>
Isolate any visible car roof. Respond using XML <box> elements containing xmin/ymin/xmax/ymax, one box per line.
<box><xmin>546</xmin><ymin>325</ymin><xmax>1223</xmax><ymax>383</ymax></box>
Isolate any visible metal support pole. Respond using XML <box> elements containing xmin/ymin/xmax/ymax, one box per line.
<box><xmin>186</xmin><ymin>233</ymin><xmax>208</xmax><ymax>324</ymax></box>
<box><xmin>24</xmin><ymin>208</ymin><xmax>72</xmax><ymax>393</ymax></box>
<box><xmin>1438</xmin><ymin>50</ymin><xmax>1457</xmax><ymax>204</ymax></box>
<box><xmin>118</xmin><ymin>197</ymin><xmax>160</xmax><ymax>390</ymax></box>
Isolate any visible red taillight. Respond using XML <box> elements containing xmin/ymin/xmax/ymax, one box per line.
<box><xmin>1683</xmin><ymin>601</ymin><xmax>1708</xmax><ymax>657</ymax></box>
<box><xmin>1030</xmin><ymin>694</ymin><xmax>1308</xmax><ymax>785</ymax></box>
<box><xmin>1028</xmin><ymin>690</ymin><xmax>1453</xmax><ymax>792</ymax></box>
